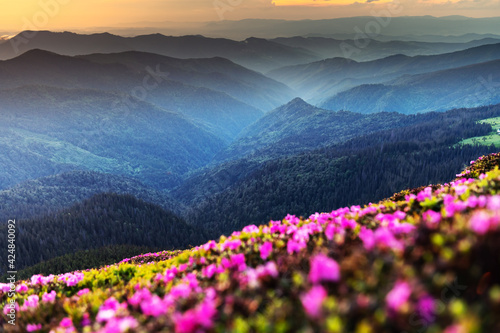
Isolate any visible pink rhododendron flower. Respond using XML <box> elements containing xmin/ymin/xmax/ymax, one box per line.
<box><xmin>488</xmin><ymin>195</ymin><xmax>500</xmax><ymax>210</ymax></box>
<box><xmin>374</xmin><ymin>228</ymin><xmax>404</xmax><ymax>251</ymax></box>
<box><xmin>16</xmin><ymin>284</ymin><xmax>28</xmax><ymax>293</ymax></box>
<box><xmin>469</xmin><ymin>210</ymin><xmax>492</xmax><ymax>234</ymax></box>
<box><xmin>423</xmin><ymin>210</ymin><xmax>442</xmax><ymax>228</ymax></box>
<box><xmin>60</xmin><ymin>317</ymin><xmax>73</xmax><ymax>328</ymax></box>
<box><xmin>140</xmin><ymin>294</ymin><xmax>168</xmax><ymax>317</ymax></box>
<box><xmin>0</xmin><ymin>283</ymin><xmax>11</xmax><ymax>293</ymax></box>
<box><xmin>30</xmin><ymin>274</ymin><xmax>54</xmax><ymax>286</ymax></box>
<box><xmin>324</xmin><ymin>223</ymin><xmax>336</xmax><ymax>240</ymax></box>
<box><xmin>300</xmin><ymin>285</ymin><xmax>327</xmax><ymax>319</ymax></box>
<box><xmin>27</xmin><ymin>323</ymin><xmax>42</xmax><ymax>332</ymax></box>
<box><xmin>308</xmin><ymin>254</ymin><xmax>340</xmax><ymax>284</ymax></box>
<box><xmin>202</xmin><ymin>240</ymin><xmax>217</xmax><ymax>251</ymax></box>
<box><xmin>24</xmin><ymin>295</ymin><xmax>39</xmax><ymax>309</ymax></box>
<box><xmin>42</xmin><ymin>290</ymin><xmax>56</xmax><ymax>303</ymax></box>
<box><xmin>230</xmin><ymin>253</ymin><xmax>247</xmax><ymax>271</ymax></box>
<box><xmin>453</xmin><ymin>185</ymin><xmax>468</xmax><ymax>196</ymax></box>
<box><xmin>260</xmin><ymin>241</ymin><xmax>273</xmax><ymax>260</ymax></box>
<box><xmin>58</xmin><ymin>272</ymin><xmax>84</xmax><ymax>287</ymax></box>
<box><xmin>386</xmin><ymin>281</ymin><xmax>411</xmax><ymax>312</ymax></box>
<box><xmin>202</xmin><ymin>264</ymin><xmax>218</xmax><ymax>279</ymax></box>
<box><xmin>77</xmin><ymin>288</ymin><xmax>90</xmax><ymax>296</ymax></box>
<box><xmin>285</xmin><ymin>214</ymin><xmax>300</xmax><ymax>225</ymax></box>
<box><xmin>242</xmin><ymin>225</ymin><xmax>260</xmax><ymax>234</ymax></box>
<box><xmin>417</xmin><ymin>295</ymin><xmax>436</xmax><ymax>324</ymax></box>
<box><xmin>102</xmin><ymin>316</ymin><xmax>138</xmax><ymax>333</ymax></box>
<box><xmin>3</xmin><ymin>302</ymin><xmax>19</xmax><ymax>315</ymax></box>
<box><xmin>359</xmin><ymin>227</ymin><xmax>375</xmax><ymax>250</ymax></box>
<box><xmin>221</xmin><ymin>239</ymin><xmax>242</xmax><ymax>251</ymax></box>
<box><xmin>417</xmin><ymin>187</ymin><xmax>433</xmax><ymax>202</ymax></box>
<box><xmin>287</xmin><ymin>239</ymin><xmax>306</xmax><ymax>254</ymax></box>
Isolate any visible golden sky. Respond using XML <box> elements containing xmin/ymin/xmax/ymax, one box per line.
<box><xmin>0</xmin><ymin>0</ymin><xmax>499</xmax><ymax>32</ymax></box>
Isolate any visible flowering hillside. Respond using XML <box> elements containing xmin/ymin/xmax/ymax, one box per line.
<box><xmin>2</xmin><ymin>153</ymin><xmax>500</xmax><ymax>333</ymax></box>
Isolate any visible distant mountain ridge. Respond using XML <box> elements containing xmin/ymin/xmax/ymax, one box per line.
<box><xmin>320</xmin><ymin>59</ymin><xmax>500</xmax><ymax>113</ymax></box>
<box><xmin>268</xmin><ymin>42</ymin><xmax>500</xmax><ymax>103</ymax></box>
<box><xmin>0</xmin><ymin>49</ymin><xmax>296</xmax><ymax>140</ymax></box>
<box><xmin>0</xmin><ymin>31</ymin><xmax>320</xmax><ymax>72</ymax></box>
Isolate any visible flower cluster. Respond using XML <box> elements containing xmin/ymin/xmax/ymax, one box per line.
<box><xmin>1</xmin><ymin>153</ymin><xmax>500</xmax><ymax>332</ymax></box>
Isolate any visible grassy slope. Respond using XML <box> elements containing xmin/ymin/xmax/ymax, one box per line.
<box><xmin>459</xmin><ymin>116</ymin><xmax>500</xmax><ymax>147</ymax></box>
<box><xmin>1</xmin><ymin>153</ymin><xmax>500</xmax><ymax>332</ymax></box>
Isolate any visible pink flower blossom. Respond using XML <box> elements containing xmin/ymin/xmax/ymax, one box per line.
<box><xmin>469</xmin><ymin>210</ymin><xmax>492</xmax><ymax>234</ymax></box>
<box><xmin>287</xmin><ymin>239</ymin><xmax>306</xmax><ymax>254</ymax></box>
<box><xmin>423</xmin><ymin>210</ymin><xmax>442</xmax><ymax>228</ymax></box>
<box><xmin>16</xmin><ymin>284</ymin><xmax>28</xmax><ymax>293</ymax></box>
<box><xmin>42</xmin><ymin>290</ymin><xmax>56</xmax><ymax>303</ymax></box>
<box><xmin>374</xmin><ymin>228</ymin><xmax>404</xmax><ymax>251</ymax></box>
<box><xmin>24</xmin><ymin>295</ymin><xmax>39</xmax><ymax>309</ymax></box>
<box><xmin>140</xmin><ymin>294</ymin><xmax>168</xmax><ymax>317</ymax></box>
<box><xmin>386</xmin><ymin>281</ymin><xmax>411</xmax><ymax>312</ymax></box>
<box><xmin>0</xmin><ymin>283</ymin><xmax>11</xmax><ymax>293</ymax></box>
<box><xmin>202</xmin><ymin>264</ymin><xmax>218</xmax><ymax>279</ymax></box>
<box><xmin>417</xmin><ymin>187</ymin><xmax>433</xmax><ymax>202</ymax></box>
<box><xmin>170</xmin><ymin>283</ymin><xmax>192</xmax><ymax>299</ymax></box>
<box><xmin>285</xmin><ymin>214</ymin><xmax>300</xmax><ymax>225</ymax></box>
<box><xmin>230</xmin><ymin>253</ymin><xmax>247</xmax><ymax>271</ymax></box>
<box><xmin>300</xmin><ymin>285</ymin><xmax>327</xmax><ymax>319</ymax></box>
<box><xmin>60</xmin><ymin>317</ymin><xmax>73</xmax><ymax>328</ymax></box>
<box><xmin>488</xmin><ymin>195</ymin><xmax>500</xmax><ymax>210</ymax></box>
<box><xmin>221</xmin><ymin>239</ymin><xmax>242</xmax><ymax>251</ymax></box>
<box><xmin>260</xmin><ymin>241</ymin><xmax>273</xmax><ymax>260</ymax></box>
<box><xmin>308</xmin><ymin>254</ymin><xmax>340</xmax><ymax>284</ymax></box>
<box><xmin>27</xmin><ymin>323</ymin><xmax>42</xmax><ymax>332</ymax></box>
<box><xmin>102</xmin><ymin>316</ymin><xmax>138</xmax><ymax>333</ymax></box>
<box><xmin>324</xmin><ymin>223</ymin><xmax>336</xmax><ymax>240</ymax></box>
<box><xmin>3</xmin><ymin>302</ymin><xmax>19</xmax><ymax>315</ymax></box>
<box><xmin>78</xmin><ymin>288</ymin><xmax>90</xmax><ymax>296</ymax></box>
<box><xmin>454</xmin><ymin>185</ymin><xmax>468</xmax><ymax>196</ymax></box>
<box><xmin>242</xmin><ymin>225</ymin><xmax>260</xmax><ymax>234</ymax></box>
<box><xmin>359</xmin><ymin>227</ymin><xmax>375</xmax><ymax>251</ymax></box>
<box><xmin>417</xmin><ymin>295</ymin><xmax>436</xmax><ymax>324</ymax></box>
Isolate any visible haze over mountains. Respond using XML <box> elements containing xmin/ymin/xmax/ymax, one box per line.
<box><xmin>37</xmin><ymin>16</ymin><xmax>500</xmax><ymax>40</ymax></box>
<box><xmin>2</xmin><ymin>20</ymin><xmax>500</xmax><ymax>273</ymax></box>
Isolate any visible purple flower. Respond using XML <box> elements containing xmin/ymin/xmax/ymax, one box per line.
<box><xmin>24</xmin><ymin>295</ymin><xmax>39</xmax><ymax>309</ymax></box>
<box><xmin>242</xmin><ymin>225</ymin><xmax>260</xmax><ymax>234</ymax></box>
<box><xmin>417</xmin><ymin>295</ymin><xmax>436</xmax><ymax>324</ymax></box>
<box><xmin>15</xmin><ymin>284</ymin><xmax>28</xmax><ymax>293</ymax></box>
<box><xmin>26</xmin><ymin>324</ymin><xmax>42</xmax><ymax>332</ymax></box>
<box><xmin>469</xmin><ymin>210</ymin><xmax>491</xmax><ymax>234</ymax></box>
<box><xmin>308</xmin><ymin>254</ymin><xmax>340</xmax><ymax>284</ymax></box>
<box><xmin>287</xmin><ymin>239</ymin><xmax>306</xmax><ymax>254</ymax></box>
<box><xmin>77</xmin><ymin>288</ymin><xmax>90</xmax><ymax>296</ymax></box>
<box><xmin>386</xmin><ymin>281</ymin><xmax>411</xmax><ymax>312</ymax></box>
<box><xmin>417</xmin><ymin>187</ymin><xmax>433</xmax><ymax>202</ymax></box>
<box><xmin>359</xmin><ymin>227</ymin><xmax>375</xmax><ymax>251</ymax></box>
<box><xmin>300</xmin><ymin>285</ymin><xmax>327</xmax><ymax>319</ymax></box>
<box><xmin>60</xmin><ymin>317</ymin><xmax>73</xmax><ymax>328</ymax></box>
<box><xmin>42</xmin><ymin>290</ymin><xmax>56</xmax><ymax>303</ymax></box>
<box><xmin>140</xmin><ymin>294</ymin><xmax>168</xmax><ymax>317</ymax></box>
<box><xmin>260</xmin><ymin>241</ymin><xmax>273</xmax><ymax>260</ymax></box>
<box><xmin>423</xmin><ymin>210</ymin><xmax>442</xmax><ymax>228</ymax></box>
<box><xmin>103</xmin><ymin>316</ymin><xmax>138</xmax><ymax>333</ymax></box>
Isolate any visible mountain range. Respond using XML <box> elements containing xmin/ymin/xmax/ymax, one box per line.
<box><xmin>1</xmin><ymin>27</ymin><xmax>500</xmax><ymax>274</ymax></box>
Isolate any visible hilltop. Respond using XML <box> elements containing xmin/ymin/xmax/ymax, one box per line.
<box><xmin>1</xmin><ymin>152</ymin><xmax>500</xmax><ymax>332</ymax></box>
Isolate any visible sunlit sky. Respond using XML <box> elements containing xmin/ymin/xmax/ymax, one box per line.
<box><xmin>0</xmin><ymin>0</ymin><xmax>499</xmax><ymax>33</ymax></box>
